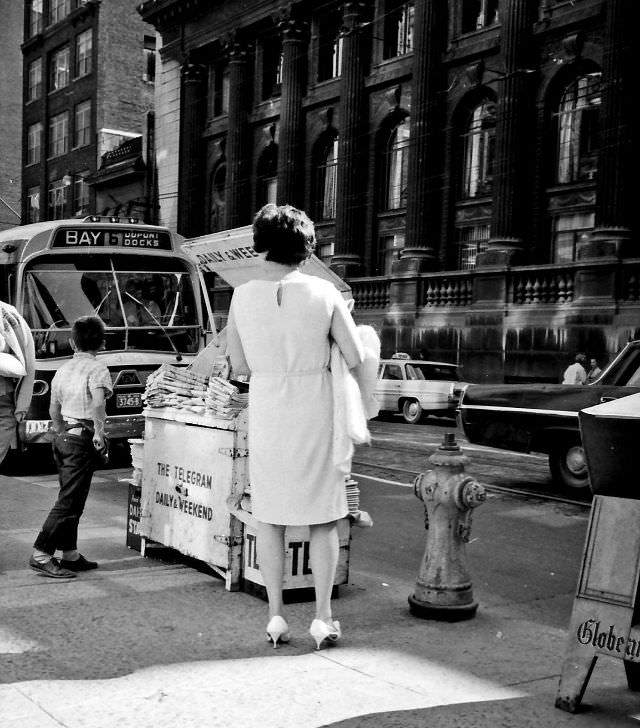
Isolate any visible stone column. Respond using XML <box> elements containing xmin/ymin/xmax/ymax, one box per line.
<box><xmin>394</xmin><ymin>0</ymin><xmax>447</xmax><ymax>274</ymax></box>
<box><xmin>477</xmin><ymin>0</ymin><xmax>535</xmax><ymax>267</ymax></box>
<box><xmin>581</xmin><ymin>0</ymin><xmax>632</xmax><ymax>259</ymax></box>
<box><xmin>276</xmin><ymin>12</ymin><xmax>308</xmax><ymax>208</ymax></box>
<box><xmin>224</xmin><ymin>37</ymin><xmax>253</xmax><ymax>229</ymax></box>
<box><xmin>178</xmin><ymin>59</ymin><xmax>207</xmax><ymax>237</ymax></box>
<box><xmin>331</xmin><ymin>1</ymin><xmax>369</xmax><ymax>278</ymax></box>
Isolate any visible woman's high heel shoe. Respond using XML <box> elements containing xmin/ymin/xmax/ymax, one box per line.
<box><xmin>309</xmin><ymin>619</ymin><xmax>341</xmax><ymax>650</ymax></box>
<box><xmin>265</xmin><ymin>616</ymin><xmax>290</xmax><ymax>648</ymax></box>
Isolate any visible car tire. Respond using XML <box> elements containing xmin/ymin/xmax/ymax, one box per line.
<box><xmin>402</xmin><ymin>399</ymin><xmax>423</xmax><ymax>425</ymax></box>
<box><xmin>549</xmin><ymin>440</ymin><xmax>590</xmax><ymax>492</ymax></box>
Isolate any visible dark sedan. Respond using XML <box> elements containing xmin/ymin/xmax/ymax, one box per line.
<box><xmin>457</xmin><ymin>339</ymin><xmax>640</xmax><ymax>492</ymax></box>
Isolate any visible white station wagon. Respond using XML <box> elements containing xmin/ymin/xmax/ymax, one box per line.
<box><xmin>375</xmin><ymin>353</ymin><xmax>469</xmax><ymax>424</ymax></box>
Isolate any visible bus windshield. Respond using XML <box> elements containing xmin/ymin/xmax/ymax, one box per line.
<box><xmin>23</xmin><ymin>254</ymin><xmax>200</xmax><ymax>358</ymax></box>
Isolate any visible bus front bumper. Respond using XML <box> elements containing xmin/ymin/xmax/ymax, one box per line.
<box><xmin>20</xmin><ymin>414</ymin><xmax>146</xmax><ymax>446</ymax></box>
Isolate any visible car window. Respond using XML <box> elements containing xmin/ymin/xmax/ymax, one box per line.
<box><xmin>406</xmin><ymin>364</ymin><xmax>426</xmax><ymax>380</ymax></box>
<box><xmin>382</xmin><ymin>364</ymin><xmax>403</xmax><ymax>380</ymax></box>
<box><xmin>601</xmin><ymin>348</ymin><xmax>640</xmax><ymax>386</ymax></box>
<box><xmin>626</xmin><ymin>363</ymin><xmax>640</xmax><ymax>386</ymax></box>
<box><xmin>411</xmin><ymin>363</ymin><xmax>459</xmax><ymax>381</ymax></box>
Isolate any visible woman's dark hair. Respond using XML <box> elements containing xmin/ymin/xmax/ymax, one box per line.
<box><xmin>252</xmin><ymin>204</ymin><xmax>316</xmax><ymax>265</ymax></box>
<box><xmin>72</xmin><ymin>315</ymin><xmax>106</xmax><ymax>352</ymax></box>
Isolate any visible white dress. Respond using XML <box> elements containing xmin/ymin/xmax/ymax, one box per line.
<box><xmin>226</xmin><ymin>270</ymin><xmax>364</xmax><ymax>525</ymax></box>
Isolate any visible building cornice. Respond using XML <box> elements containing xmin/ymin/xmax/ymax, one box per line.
<box><xmin>137</xmin><ymin>0</ymin><xmax>207</xmax><ymax>30</ymax></box>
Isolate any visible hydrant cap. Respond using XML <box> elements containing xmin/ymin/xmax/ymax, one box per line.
<box><xmin>439</xmin><ymin>433</ymin><xmax>460</xmax><ymax>451</ymax></box>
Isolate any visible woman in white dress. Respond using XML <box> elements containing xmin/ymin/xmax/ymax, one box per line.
<box><xmin>226</xmin><ymin>204</ymin><xmax>364</xmax><ymax>650</ymax></box>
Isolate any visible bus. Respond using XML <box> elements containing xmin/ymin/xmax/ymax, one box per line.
<box><xmin>0</xmin><ymin>216</ymin><xmax>206</xmax><ymax>456</ymax></box>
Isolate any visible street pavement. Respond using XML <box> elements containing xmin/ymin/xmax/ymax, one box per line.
<box><xmin>1</xmin><ymin>445</ymin><xmax>639</xmax><ymax>727</ymax></box>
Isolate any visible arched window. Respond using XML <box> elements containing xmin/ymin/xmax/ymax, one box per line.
<box><xmin>313</xmin><ymin>130</ymin><xmax>339</xmax><ymax>221</ymax></box>
<box><xmin>556</xmin><ymin>73</ymin><xmax>600</xmax><ymax>184</ymax></box>
<box><xmin>257</xmin><ymin>142</ymin><xmax>278</xmax><ymax>207</ymax></box>
<box><xmin>381</xmin><ymin>117</ymin><xmax>410</xmax><ymax>210</ymax></box>
<box><xmin>209</xmin><ymin>162</ymin><xmax>226</xmax><ymax>232</ymax></box>
<box><xmin>461</xmin><ymin>100</ymin><xmax>495</xmax><ymax>199</ymax></box>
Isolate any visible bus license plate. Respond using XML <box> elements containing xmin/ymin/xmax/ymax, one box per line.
<box><xmin>116</xmin><ymin>393</ymin><xmax>142</xmax><ymax>408</ymax></box>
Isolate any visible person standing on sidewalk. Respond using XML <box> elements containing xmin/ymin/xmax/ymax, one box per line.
<box><xmin>562</xmin><ymin>352</ymin><xmax>587</xmax><ymax>385</ymax></box>
<box><xmin>226</xmin><ymin>204</ymin><xmax>364</xmax><ymax>650</ymax></box>
<box><xmin>586</xmin><ymin>357</ymin><xmax>602</xmax><ymax>384</ymax></box>
<box><xmin>29</xmin><ymin>316</ymin><xmax>113</xmax><ymax>578</ymax></box>
<box><xmin>0</xmin><ymin>300</ymin><xmax>36</xmax><ymax>466</ymax></box>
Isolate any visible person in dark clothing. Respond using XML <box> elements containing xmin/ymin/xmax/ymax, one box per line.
<box><xmin>29</xmin><ymin>316</ymin><xmax>113</xmax><ymax>578</ymax></box>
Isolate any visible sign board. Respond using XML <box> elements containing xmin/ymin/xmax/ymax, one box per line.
<box><xmin>140</xmin><ymin>410</ymin><xmax>247</xmax><ymax>590</ymax></box>
<box><xmin>556</xmin><ymin>496</ymin><xmax>640</xmax><ymax>711</ymax></box>
<box><xmin>556</xmin><ymin>397</ymin><xmax>640</xmax><ymax>712</ymax></box>
<box><xmin>182</xmin><ymin>225</ymin><xmax>352</xmax><ymax>298</ymax></box>
<box><xmin>51</xmin><ymin>227</ymin><xmax>173</xmax><ymax>250</ymax></box>
<box><xmin>243</xmin><ymin>518</ymin><xmax>351</xmax><ymax>592</ymax></box>
<box><xmin>126</xmin><ymin>483</ymin><xmax>142</xmax><ymax>551</ymax></box>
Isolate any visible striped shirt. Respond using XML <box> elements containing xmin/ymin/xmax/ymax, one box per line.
<box><xmin>51</xmin><ymin>352</ymin><xmax>113</xmax><ymax>424</ymax></box>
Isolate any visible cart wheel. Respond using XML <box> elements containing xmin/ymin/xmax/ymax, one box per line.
<box><xmin>402</xmin><ymin>399</ymin><xmax>423</xmax><ymax>425</ymax></box>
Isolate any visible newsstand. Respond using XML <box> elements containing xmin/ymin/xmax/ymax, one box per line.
<box><xmin>135</xmin><ymin>225</ymin><xmax>360</xmax><ymax>600</ymax></box>
<box><xmin>138</xmin><ymin>392</ymin><xmax>358</xmax><ymax>598</ymax></box>
<box><xmin>139</xmin><ymin>406</ymin><xmax>248</xmax><ymax>590</ymax></box>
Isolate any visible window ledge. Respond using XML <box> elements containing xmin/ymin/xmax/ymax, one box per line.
<box><xmin>546</xmin><ymin>181</ymin><xmax>597</xmax><ymax>195</ymax></box>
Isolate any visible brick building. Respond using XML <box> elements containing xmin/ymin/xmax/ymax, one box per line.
<box><xmin>0</xmin><ymin>4</ymin><xmax>24</xmax><ymax>231</ymax></box>
<box><xmin>21</xmin><ymin>0</ymin><xmax>157</xmax><ymax>224</ymax></box>
<box><xmin>138</xmin><ymin>0</ymin><xmax>635</xmax><ymax>383</ymax></box>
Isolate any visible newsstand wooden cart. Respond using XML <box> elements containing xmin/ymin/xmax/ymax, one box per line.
<box><xmin>139</xmin><ymin>406</ymin><xmax>248</xmax><ymax>591</ymax></box>
<box><xmin>137</xmin><ymin>403</ymin><xmax>354</xmax><ymax>598</ymax></box>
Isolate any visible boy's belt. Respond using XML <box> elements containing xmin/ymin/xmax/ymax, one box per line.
<box><xmin>63</xmin><ymin>422</ymin><xmax>91</xmax><ymax>435</ymax></box>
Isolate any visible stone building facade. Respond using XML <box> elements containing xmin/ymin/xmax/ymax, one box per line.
<box><xmin>21</xmin><ymin>0</ymin><xmax>157</xmax><ymax>224</ymax></box>
<box><xmin>139</xmin><ymin>0</ymin><xmax>635</xmax><ymax>384</ymax></box>
<box><xmin>0</xmin><ymin>4</ymin><xmax>24</xmax><ymax>231</ymax></box>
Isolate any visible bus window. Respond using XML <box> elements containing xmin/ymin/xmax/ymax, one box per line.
<box><xmin>23</xmin><ymin>259</ymin><xmax>200</xmax><ymax>358</ymax></box>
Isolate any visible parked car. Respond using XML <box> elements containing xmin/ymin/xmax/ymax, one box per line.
<box><xmin>375</xmin><ymin>353</ymin><xmax>469</xmax><ymax>424</ymax></box>
<box><xmin>457</xmin><ymin>339</ymin><xmax>640</xmax><ymax>492</ymax></box>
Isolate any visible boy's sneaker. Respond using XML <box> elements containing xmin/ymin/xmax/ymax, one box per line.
<box><xmin>59</xmin><ymin>554</ymin><xmax>98</xmax><ymax>571</ymax></box>
<box><xmin>29</xmin><ymin>556</ymin><xmax>76</xmax><ymax>579</ymax></box>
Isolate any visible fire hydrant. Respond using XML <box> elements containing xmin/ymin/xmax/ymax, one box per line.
<box><xmin>408</xmin><ymin>433</ymin><xmax>485</xmax><ymax>621</ymax></box>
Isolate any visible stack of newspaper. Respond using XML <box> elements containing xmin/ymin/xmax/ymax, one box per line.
<box><xmin>205</xmin><ymin>377</ymin><xmax>249</xmax><ymax>418</ymax></box>
<box><xmin>143</xmin><ymin>364</ymin><xmax>209</xmax><ymax>413</ymax></box>
<box><xmin>345</xmin><ymin>477</ymin><xmax>360</xmax><ymax>515</ymax></box>
<box><xmin>345</xmin><ymin>477</ymin><xmax>373</xmax><ymax>527</ymax></box>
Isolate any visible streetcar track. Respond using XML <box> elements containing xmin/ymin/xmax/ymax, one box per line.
<box><xmin>364</xmin><ymin>437</ymin><xmax>547</xmax><ymax>464</ymax></box>
<box><xmin>351</xmin><ymin>459</ymin><xmax>591</xmax><ymax>508</ymax></box>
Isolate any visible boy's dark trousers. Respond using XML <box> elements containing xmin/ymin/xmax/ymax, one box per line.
<box><xmin>33</xmin><ymin>432</ymin><xmax>97</xmax><ymax>555</ymax></box>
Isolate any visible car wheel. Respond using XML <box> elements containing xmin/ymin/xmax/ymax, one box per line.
<box><xmin>402</xmin><ymin>399</ymin><xmax>423</xmax><ymax>425</ymax></box>
<box><xmin>549</xmin><ymin>441</ymin><xmax>590</xmax><ymax>492</ymax></box>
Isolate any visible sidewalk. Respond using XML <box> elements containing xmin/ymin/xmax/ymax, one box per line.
<box><xmin>1</xmin><ymin>466</ymin><xmax>638</xmax><ymax>727</ymax></box>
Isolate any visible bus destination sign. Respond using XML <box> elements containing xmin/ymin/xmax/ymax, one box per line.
<box><xmin>51</xmin><ymin>227</ymin><xmax>173</xmax><ymax>250</ymax></box>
